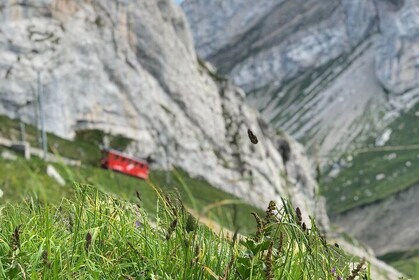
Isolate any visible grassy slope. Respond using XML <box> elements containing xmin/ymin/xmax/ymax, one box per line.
<box><xmin>0</xmin><ymin>184</ymin><xmax>368</xmax><ymax>279</ymax></box>
<box><xmin>0</xmin><ymin>117</ymin><xmax>370</xmax><ymax>279</ymax></box>
<box><xmin>322</xmin><ymin>102</ymin><xmax>419</xmax><ymax>214</ymax></box>
<box><xmin>0</xmin><ymin>115</ymin><xmax>264</xmax><ymax>234</ymax></box>
<box><xmin>0</xmin><ymin>153</ymin><xmax>264</xmax><ymax>235</ymax></box>
<box><xmin>321</xmin><ymin>103</ymin><xmax>419</xmax><ymax>278</ymax></box>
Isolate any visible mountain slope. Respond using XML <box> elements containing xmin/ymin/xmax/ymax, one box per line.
<box><xmin>183</xmin><ymin>0</ymin><xmax>419</xmax><ymax>276</ymax></box>
<box><xmin>324</xmin><ymin>101</ymin><xmax>419</xmax><ymax>266</ymax></box>
<box><xmin>183</xmin><ymin>0</ymin><xmax>419</xmax><ymax>156</ymax></box>
<box><xmin>0</xmin><ymin>0</ymin><xmax>328</xmax><ymax>229</ymax></box>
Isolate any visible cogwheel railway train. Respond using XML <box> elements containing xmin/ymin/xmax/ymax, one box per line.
<box><xmin>101</xmin><ymin>149</ymin><xmax>149</xmax><ymax>179</ymax></box>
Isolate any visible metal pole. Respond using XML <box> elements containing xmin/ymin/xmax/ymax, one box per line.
<box><xmin>38</xmin><ymin>72</ymin><xmax>48</xmax><ymax>159</ymax></box>
<box><xmin>36</xmin><ymin>73</ymin><xmax>42</xmax><ymax>149</ymax></box>
<box><xmin>20</xmin><ymin>122</ymin><xmax>26</xmax><ymax>142</ymax></box>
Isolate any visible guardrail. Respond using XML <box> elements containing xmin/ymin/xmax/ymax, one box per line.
<box><xmin>0</xmin><ymin>137</ymin><xmax>81</xmax><ymax>166</ymax></box>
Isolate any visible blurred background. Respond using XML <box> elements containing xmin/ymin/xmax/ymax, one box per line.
<box><xmin>0</xmin><ymin>0</ymin><xmax>418</xmax><ymax>278</ymax></box>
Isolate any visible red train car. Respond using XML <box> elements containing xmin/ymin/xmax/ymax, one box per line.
<box><xmin>101</xmin><ymin>149</ymin><xmax>149</xmax><ymax>179</ymax></box>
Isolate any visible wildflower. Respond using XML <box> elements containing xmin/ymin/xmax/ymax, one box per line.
<box><xmin>331</xmin><ymin>267</ymin><xmax>336</xmax><ymax>275</ymax></box>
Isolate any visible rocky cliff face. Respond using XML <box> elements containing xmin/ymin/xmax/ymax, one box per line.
<box><xmin>183</xmin><ymin>0</ymin><xmax>418</xmax><ymax>277</ymax></box>
<box><xmin>183</xmin><ymin>0</ymin><xmax>419</xmax><ymax>156</ymax></box>
<box><xmin>0</xmin><ymin>0</ymin><xmax>328</xmax><ymax>229</ymax></box>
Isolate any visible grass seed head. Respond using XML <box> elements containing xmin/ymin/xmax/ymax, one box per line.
<box><xmin>265</xmin><ymin>201</ymin><xmax>277</xmax><ymax>224</ymax></box>
<box><xmin>166</xmin><ymin>218</ymin><xmax>178</xmax><ymax>240</ymax></box>
<box><xmin>11</xmin><ymin>225</ymin><xmax>22</xmax><ymax>251</ymax></box>
<box><xmin>277</xmin><ymin>231</ymin><xmax>284</xmax><ymax>256</ymax></box>
<box><xmin>85</xmin><ymin>232</ymin><xmax>92</xmax><ymax>252</ymax></box>
<box><xmin>251</xmin><ymin>212</ymin><xmax>264</xmax><ymax>241</ymax></box>
<box><xmin>185</xmin><ymin>213</ymin><xmax>197</xmax><ymax>233</ymax></box>
<box><xmin>265</xmin><ymin>242</ymin><xmax>274</xmax><ymax>280</ymax></box>
<box><xmin>295</xmin><ymin>207</ymin><xmax>303</xmax><ymax>227</ymax></box>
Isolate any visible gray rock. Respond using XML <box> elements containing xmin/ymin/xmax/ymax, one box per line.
<box><xmin>46</xmin><ymin>164</ymin><xmax>66</xmax><ymax>186</ymax></box>
<box><xmin>1</xmin><ymin>150</ymin><xmax>17</xmax><ymax>161</ymax></box>
<box><xmin>375</xmin><ymin>0</ymin><xmax>419</xmax><ymax>94</ymax></box>
<box><xmin>182</xmin><ymin>0</ymin><xmax>377</xmax><ymax>91</ymax></box>
<box><xmin>183</xmin><ymin>0</ymin><xmax>419</xmax><ymax>156</ymax></box>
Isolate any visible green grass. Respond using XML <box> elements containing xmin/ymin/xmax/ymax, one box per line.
<box><xmin>380</xmin><ymin>250</ymin><xmax>419</xmax><ymax>280</ymax></box>
<box><xmin>0</xmin><ymin>184</ymin><xmax>369</xmax><ymax>279</ymax></box>
<box><xmin>322</xmin><ymin>102</ymin><xmax>419</xmax><ymax>214</ymax></box>
<box><xmin>0</xmin><ymin>115</ymin><xmax>268</xmax><ymax>234</ymax></box>
<box><xmin>0</xmin><ymin>152</ymin><xmax>264</xmax><ymax>235</ymax></box>
<box><xmin>0</xmin><ymin>114</ymin><xmax>370</xmax><ymax>279</ymax></box>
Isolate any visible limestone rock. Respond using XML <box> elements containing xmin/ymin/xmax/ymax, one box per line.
<box><xmin>46</xmin><ymin>164</ymin><xmax>66</xmax><ymax>186</ymax></box>
<box><xmin>183</xmin><ymin>0</ymin><xmax>419</xmax><ymax>156</ymax></box>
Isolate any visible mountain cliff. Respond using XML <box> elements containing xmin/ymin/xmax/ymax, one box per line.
<box><xmin>183</xmin><ymin>0</ymin><xmax>419</xmax><ymax>277</ymax></box>
<box><xmin>0</xmin><ymin>0</ymin><xmax>328</xmax><ymax>228</ymax></box>
<box><xmin>183</xmin><ymin>0</ymin><xmax>419</xmax><ymax>156</ymax></box>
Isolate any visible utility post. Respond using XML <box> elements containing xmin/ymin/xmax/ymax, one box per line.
<box><xmin>19</xmin><ymin>121</ymin><xmax>26</xmax><ymax>142</ymax></box>
<box><xmin>32</xmin><ymin>88</ymin><xmax>42</xmax><ymax>149</ymax></box>
<box><xmin>37</xmin><ymin>71</ymin><xmax>48</xmax><ymax>160</ymax></box>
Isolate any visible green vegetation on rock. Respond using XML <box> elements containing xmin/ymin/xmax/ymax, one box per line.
<box><xmin>322</xmin><ymin>102</ymin><xmax>419</xmax><ymax>214</ymax></box>
<box><xmin>380</xmin><ymin>250</ymin><xmax>419</xmax><ymax>280</ymax></box>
